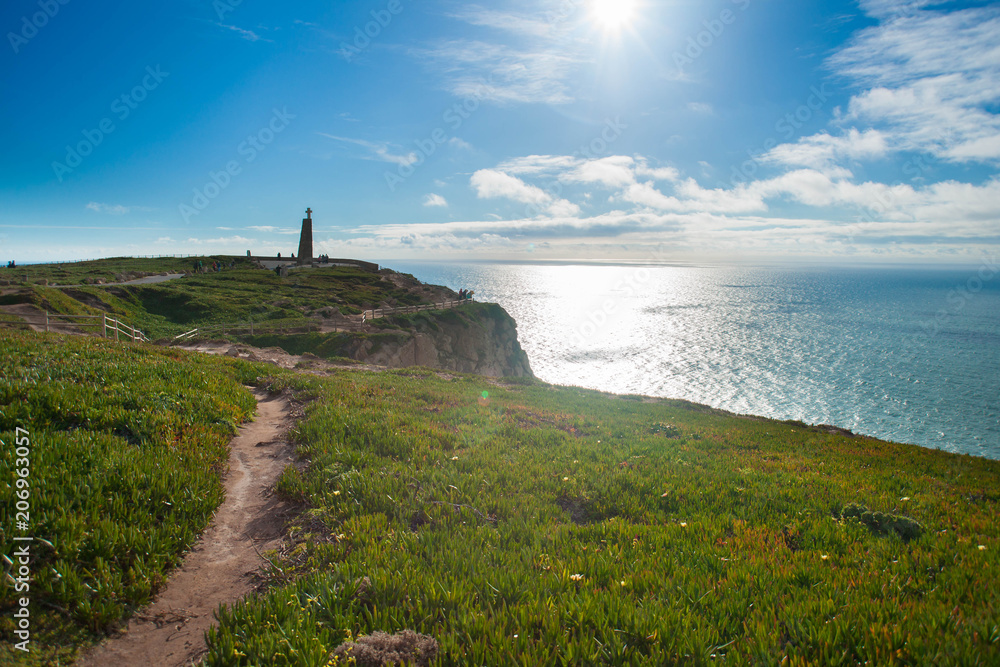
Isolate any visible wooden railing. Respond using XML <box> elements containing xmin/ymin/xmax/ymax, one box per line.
<box><xmin>0</xmin><ymin>312</ymin><xmax>148</xmax><ymax>342</ymax></box>
<box><xmin>361</xmin><ymin>298</ymin><xmax>473</xmax><ymax>324</ymax></box>
<box><xmin>172</xmin><ymin>319</ymin><xmax>329</xmax><ymax>341</ymax></box>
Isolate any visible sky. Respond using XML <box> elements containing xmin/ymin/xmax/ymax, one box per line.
<box><xmin>1</xmin><ymin>0</ymin><xmax>999</xmax><ymax>265</ymax></box>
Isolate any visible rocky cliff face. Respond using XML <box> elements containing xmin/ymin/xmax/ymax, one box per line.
<box><xmin>350</xmin><ymin>303</ymin><xmax>533</xmax><ymax>378</ymax></box>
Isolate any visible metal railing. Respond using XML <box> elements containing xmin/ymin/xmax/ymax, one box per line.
<box><xmin>361</xmin><ymin>298</ymin><xmax>473</xmax><ymax>323</ymax></box>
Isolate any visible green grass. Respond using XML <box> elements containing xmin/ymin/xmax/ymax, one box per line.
<box><xmin>0</xmin><ymin>329</ymin><xmax>267</xmax><ymax>664</ymax></box>
<box><xmin>3</xmin><ymin>319</ymin><xmax>1000</xmax><ymax>664</ymax></box>
<box><xmin>6</xmin><ymin>258</ymin><xmax>449</xmax><ymax>340</ymax></box>
<box><xmin>1</xmin><ymin>256</ymin><xmax>211</xmax><ymax>286</ymax></box>
<box><xmin>202</xmin><ymin>369</ymin><xmax>1000</xmax><ymax>666</ymax></box>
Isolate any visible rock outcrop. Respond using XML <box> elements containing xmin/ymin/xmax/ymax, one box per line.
<box><xmin>350</xmin><ymin>302</ymin><xmax>533</xmax><ymax>378</ymax></box>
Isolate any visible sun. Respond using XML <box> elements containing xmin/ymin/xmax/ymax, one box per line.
<box><xmin>590</xmin><ymin>0</ymin><xmax>637</xmax><ymax>31</ymax></box>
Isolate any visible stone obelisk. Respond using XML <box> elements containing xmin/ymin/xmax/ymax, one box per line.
<box><xmin>297</xmin><ymin>208</ymin><xmax>313</xmax><ymax>264</ymax></box>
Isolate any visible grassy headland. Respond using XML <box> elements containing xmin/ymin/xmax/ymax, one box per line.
<box><xmin>1</xmin><ymin>258</ymin><xmax>998</xmax><ymax>664</ymax></box>
<box><xmin>0</xmin><ymin>330</ymin><xmax>260</xmax><ymax>664</ymax></box>
<box><xmin>203</xmin><ymin>369</ymin><xmax>1000</xmax><ymax>665</ymax></box>
<box><xmin>0</xmin><ymin>256</ymin><xmax>450</xmax><ymax>341</ymax></box>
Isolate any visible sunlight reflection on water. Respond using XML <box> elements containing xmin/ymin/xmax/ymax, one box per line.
<box><xmin>390</xmin><ymin>262</ymin><xmax>1000</xmax><ymax>459</ymax></box>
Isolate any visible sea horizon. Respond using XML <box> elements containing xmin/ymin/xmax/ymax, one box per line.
<box><xmin>391</xmin><ymin>260</ymin><xmax>1000</xmax><ymax>461</ymax></box>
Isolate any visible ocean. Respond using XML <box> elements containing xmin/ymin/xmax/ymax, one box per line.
<box><xmin>389</xmin><ymin>262</ymin><xmax>1000</xmax><ymax>460</ymax></box>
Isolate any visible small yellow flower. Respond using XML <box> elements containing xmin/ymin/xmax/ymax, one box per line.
<box><xmin>563</xmin><ymin>476</ymin><xmax>569</xmax><ymax>481</ymax></box>
<box><xmin>680</xmin><ymin>522</ymin><xmax>688</xmax><ymax>527</ymax></box>
<box><xmin>451</xmin><ymin>456</ymin><xmax>459</xmax><ymax>460</ymax></box>
<box><xmin>900</xmin><ymin>496</ymin><xmax>910</xmax><ymax>501</ymax></box>
<box><xmin>570</xmin><ymin>573</ymin><xmax>584</xmax><ymax>581</ymax></box>
<box><xmin>979</xmin><ymin>545</ymin><xmax>987</xmax><ymax>551</ymax></box>
<box><xmin>620</xmin><ymin>580</ymin><xmax>626</xmax><ymax>587</ymax></box>
<box><xmin>821</xmin><ymin>554</ymin><xmax>829</xmax><ymax>560</ymax></box>
<box><xmin>332</xmin><ymin>490</ymin><xmax>341</xmax><ymax>495</ymax></box>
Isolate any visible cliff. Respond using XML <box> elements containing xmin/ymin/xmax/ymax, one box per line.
<box><xmin>353</xmin><ymin>302</ymin><xmax>534</xmax><ymax>377</ymax></box>
<box><xmin>243</xmin><ymin>302</ymin><xmax>534</xmax><ymax>378</ymax></box>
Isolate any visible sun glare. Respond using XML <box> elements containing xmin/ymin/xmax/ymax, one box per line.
<box><xmin>591</xmin><ymin>0</ymin><xmax>637</xmax><ymax>31</ymax></box>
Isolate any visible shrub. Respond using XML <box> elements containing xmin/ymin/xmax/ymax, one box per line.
<box><xmin>331</xmin><ymin>630</ymin><xmax>438</xmax><ymax>666</ymax></box>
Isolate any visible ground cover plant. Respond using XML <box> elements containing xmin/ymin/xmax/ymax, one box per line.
<box><xmin>205</xmin><ymin>369</ymin><xmax>1000</xmax><ymax>666</ymax></box>
<box><xmin>0</xmin><ymin>329</ymin><xmax>265</xmax><ymax>664</ymax></box>
<box><xmin>2</xmin><ymin>258</ymin><xmax>449</xmax><ymax>341</ymax></box>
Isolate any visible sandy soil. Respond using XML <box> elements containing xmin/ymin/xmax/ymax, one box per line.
<box><xmin>0</xmin><ymin>303</ymin><xmax>89</xmax><ymax>334</ymax></box>
<box><xmin>177</xmin><ymin>340</ymin><xmax>386</xmax><ymax>373</ymax></box>
<box><xmin>78</xmin><ymin>389</ymin><xmax>300</xmax><ymax>667</ymax></box>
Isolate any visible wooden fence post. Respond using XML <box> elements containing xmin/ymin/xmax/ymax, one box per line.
<box><xmin>45</xmin><ymin>311</ymin><xmax>49</xmax><ymax>332</ymax></box>
<box><xmin>102</xmin><ymin>314</ymin><xmax>107</xmax><ymax>338</ymax></box>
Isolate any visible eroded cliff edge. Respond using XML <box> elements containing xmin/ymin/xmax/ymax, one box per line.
<box><xmin>353</xmin><ymin>302</ymin><xmax>533</xmax><ymax>377</ymax></box>
<box><xmin>246</xmin><ymin>301</ymin><xmax>534</xmax><ymax>378</ymax></box>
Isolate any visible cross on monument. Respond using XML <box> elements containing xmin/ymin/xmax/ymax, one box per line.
<box><xmin>306</xmin><ymin>207</ymin><xmax>312</xmax><ymax>220</ymax></box>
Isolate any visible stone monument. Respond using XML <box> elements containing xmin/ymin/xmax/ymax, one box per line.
<box><xmin>297</xmin><ymin>208</ymin><xmax>313</xmax><ymax>264</ymax></box>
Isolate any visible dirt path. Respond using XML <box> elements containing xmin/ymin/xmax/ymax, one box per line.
<box><xmin>0</xmin><ymin>303</ymin><xmax>86</xmax><ymax>334</ymax></box>
<box><xmin>79</xmin><ymin>389</ymin><xmax>299</xmax><ymax>667</ymax></box>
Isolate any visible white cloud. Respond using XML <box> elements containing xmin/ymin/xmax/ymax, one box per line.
<box><xmin>563</xmin><ymin>156</ymin><xmax>636</xmax><ymax>188</ymax></box>
<box><xmin>448</xmin><ymin>6</ymin><xmax>553</xmax><ymax>38</ymax></box>
<box><xmin>423</xmin><ymin>193</ymin><xmax>448</xmax><ymax>207</ymax></box>
<box><xmin>829</xmin><ymin>4</ymin><xmax>1000</xmax><ymax>163</ymax></box>
<box><xmin>470</xmin><ymin>168</ymin><xmax>579</xmax><ymax>217</ymax></box>
<box><xmin>471</xmin><ymin>169</ymin><xmax>551</xmax><ymax>205</ymax></box>
<box><xmin>764</xmin><ymin>129</ymin><xmax>889</xmax><ymax>170</ymax></box>
<box><xmin>86</xmin><ymin>202</ymin><xmax>132</xmax><ymax>215</ymax></box>
<box><xmin>421</xmin><ymin>40</ymin><xmax>582</xmax><ymax>105</ymax></box>
<box><xmin>217</xmin><ymin>24</ymin><xmax>267</xmax><ymax>42</ymax></box>
<box><xmin>317</xmin><ymin>133</ymin><xmax>418</xmax><ymax>167</ymax></box>
<box><xmin>497</xmin><ymin>155</ymin><xmax>580</xmax><ymax>175</ymax></box>
<box><xmin>634</xmin><ymin>161</ymin><xmax>680</xmax><ymax>181</ymax></box>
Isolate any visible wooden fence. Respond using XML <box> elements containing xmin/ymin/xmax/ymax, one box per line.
<box><xmin>172</xmin><ymin>319</ymin><xmax>333</xmax><ymax>342</ymax></box>
<box><xmin>0</xmin><ymin>312</ymin><xmax>148</xmax><ymax>342</ymax></box>
<box><xmin>361</xmin><ymin>298</ymin><xmax>473</xmax><ymax>323</ymax></box>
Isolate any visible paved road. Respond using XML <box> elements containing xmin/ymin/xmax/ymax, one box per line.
<box><xmin>52</xmin><ymin>273</ymin><xmax>185</xmax><ymax>287</ymax></box>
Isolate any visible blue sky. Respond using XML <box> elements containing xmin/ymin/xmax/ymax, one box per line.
<box><xmin>1</xmin><ymin>0</ymin><xmax>998</xmax><ymax>264</ymax></box>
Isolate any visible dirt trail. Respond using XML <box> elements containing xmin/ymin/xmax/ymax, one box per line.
<box><xmin>79</xmin><ymin>389</ymin><xmax>299</xmax><ymax>667</ymax></box>
<box><xmin>0</xmin><ymin>303</ymin><xmax>87</xmax><ymax>334</ymax></box>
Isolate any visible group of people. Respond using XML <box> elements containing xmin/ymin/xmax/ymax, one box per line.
<box><xmin>5</xmin><ymin>260</ymin><xmax>15</xmax><ymax>269</ymax></box>
<box><xmin>458</xmin><ymin>288</ymin><xmax>475</xmax><ymax>300</ymax></box>
<box><xmin>192</xmin><ymin>259</ymin><xmax>235</xmax><ymax>273</ymax></box>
